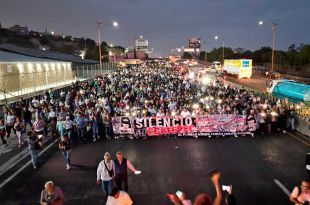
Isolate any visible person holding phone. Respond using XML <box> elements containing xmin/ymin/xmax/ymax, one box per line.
<box><xmin>40</xmin><ymin>181</ymin><xmax>64</xmax><ymax>205</ymax></box>
<box><xmin>222</xmin><ymin>185</ymin><xmax>237</xmax><ymax>205</ymax></box>
<box><xmin>167</xmin><ymin>169</ymin><xmax>222</xmax><ymax>205</ymax></box>
<box><xmin>96</xmin><ymin>152</ymin><xmax>116</xmax><ymax>196</ymax></box>
<box><xmin>167</xmin><ymin>191</ymin><xmax>192</xmax><ymax>205</ymax></box>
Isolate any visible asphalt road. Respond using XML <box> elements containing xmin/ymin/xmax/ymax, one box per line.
<box><xmin>0</xmin><ymin>133</ymin><xmax>308</xmax><ymax>205</ymax></box>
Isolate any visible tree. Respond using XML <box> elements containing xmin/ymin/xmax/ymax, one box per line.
<box><xmin>288</xmin><ymin>44</ymin><xmax>297</xmax><ymax>52</ymax></box>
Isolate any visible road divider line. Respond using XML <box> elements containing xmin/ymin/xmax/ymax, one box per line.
<box><xmin>274</xmin><ymin>179</ymin><xmax>291</xmax><ymax>197</ymax></box>
<box><xmin>0</xmin><ymin>140</ymin><xmax>57</xmax><ymax>189</ymax></box>
<box><xmin>285</xmin><ymin>132</ymin><xmax>310</xmax><ymax>147</ymax></box>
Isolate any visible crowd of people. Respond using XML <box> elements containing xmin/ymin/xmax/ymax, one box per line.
<box><xmin>0</xmin><ymin>61</ymin><xmax>298</xmax><ymax>148</ymax></box>
<box><xmin>0</xmin><ymin>61</ymin><xmax>305</xmax><ymax>205</ymax></box>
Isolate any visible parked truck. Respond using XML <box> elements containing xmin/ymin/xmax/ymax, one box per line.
<box><xmin>223</xmin><ymin>59</ymin><xmax>252</xmax><ymax>78</ymax></box>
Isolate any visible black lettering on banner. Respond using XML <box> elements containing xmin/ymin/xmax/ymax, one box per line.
<box><xmin>184</xmin><ymin>117</ymin><xmax>192</xmax><ymax>126</ymax></box>
<box><xmin>172</xmin><ymin>118</ymin><xmax>180</xmax><ymax>126</ymax></box>
<box><xmin>121</xmin><ymin>117</ymin><xmax>131</xmax><ymax>128</ymax></box>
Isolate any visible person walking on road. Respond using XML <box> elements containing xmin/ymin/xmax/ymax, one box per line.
<box><xmin>64</xmin><ymin>116</ymin><xmax>74</xmax><ymax>141</ymax></box>
<box><xmin>114</xmin><ymin>151</ymin><xmax>141</xmax><ymax>192</ymax></box>
<box><xmin>58</xmin><ymin>134</ymin><xmax>72</xmax><ymax>170</ymax></box>
<box><xmin>97</xmin><ymin>152</ymin><xmax>116</xmax><ymax>196</ymax></box>
<box><xmin>27</xmin><ymin>131</ymin><xmax>41</xmax><ymax>169</ymax></box>
<box><xmin>74</xmin><ymin>112</ymin><xmax>87</xmax><ymax>143</ymax></box>
<box><xmin>40</xmin><ymin>181</ymin><xmax>64</xmax><ymax>205</ymax></box>
<box><xmin>14</xmin><ymin>117</ymin><xmax>24</xmax><ymax>148</ymax></box>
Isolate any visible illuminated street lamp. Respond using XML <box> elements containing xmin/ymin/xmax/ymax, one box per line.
<box><xmin>258</xmin><ymin>20</ymin><xmax>278</xmax><ymax>75</ymax></box>
<box><xmin>96</xmin><ymin>21</ymin><xmax>119</xmax><ymax>69</ymax></box>
<box><xmin>214</xmin><ymin>35</ymin><xmax>225</xmax><ymax>64</ymax></box>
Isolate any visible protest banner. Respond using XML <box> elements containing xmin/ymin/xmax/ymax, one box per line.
<box><xmin>112</xmin><ymin>115</ymin><xmax>256</xmax><ymax>137</ymax></box>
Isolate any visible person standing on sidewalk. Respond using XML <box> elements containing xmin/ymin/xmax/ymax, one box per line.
<box><xmin>0</xmin><ymin>119</ymin><xmax>8</xmax><ymax>146</ymax></box>
<box><xmin>96</xmin><ymin>152</ymin><xmax>116</xmax><ymax>196</ymax></box>
<box><xmin>58</xmin><ymin>134</ymin><xmax>72</xmax><ymax>171</ymax></box>
<box><xmin>14</xmin><ymin>117</ymin><xmax>24</xmax><ymax>148</ymax></box>
<box><xmin>27</xmin><ymin>131</ymin><xmax>41</xmax><ymax>169</ymax></box>
<box><xmin>114</xmin><ymin>151</ymin><xmax>141</xmax><ymax>192</ymax></box>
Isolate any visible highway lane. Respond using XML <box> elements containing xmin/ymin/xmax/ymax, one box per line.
<box><xmin>0</xmin><ymin>133</ymin><xmax>308</xmax><ymax>205</ymax></box>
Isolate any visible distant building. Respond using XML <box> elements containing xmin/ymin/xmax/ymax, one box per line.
<box><xmin>135</xmin><ymin>36</ymin><xmax>149</xmax><ymax>52</ymax></box>
<box><xmin>108</xmin><ymin>46</ymin><xmax>126</xmax><ymax>62</ymax></box>
<box><xmin>10</xmin><ymin>25</ymin><xmax>29</xmax><ymax>35</ymax></box>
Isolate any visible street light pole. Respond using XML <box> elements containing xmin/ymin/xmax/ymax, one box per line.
<box><xmin>271</xmin><ymin>23</ymin><xmax>278</xmax><ymax>73</ymax></box>
<box><xmin>203</xmin><ymin>41</ymin><xmax>207</xmax><ymax>66</ymax></box>
<box><xmin>222</xmin><ymin>41</ymin><xmax>225</xmax><ymax>65</ymax></box>
<box><xmin>96</xmin><ymin>21</ymin><xmax>102</xmax><ymax>69</ymax></box>
<box><xmin>214</xmin><ymin>36</ymin><xmax>225</xmax><ymax>65</ymax></box>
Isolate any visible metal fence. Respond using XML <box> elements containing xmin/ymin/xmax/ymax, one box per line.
<box><xmin>253</xmin><ymin>63</ymin><xmax>310</xmax><ymax>78</ymax></box>
<box><xmin>0</xmin><ymin>63</ymin><xmax>116</xmax><ymax>105</ymax></box>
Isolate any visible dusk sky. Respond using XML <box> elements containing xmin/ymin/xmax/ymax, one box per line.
<box><xmin>1</xmin><ymin>0</ymin><xmax>309</xmax><ymax>57</ymax></box>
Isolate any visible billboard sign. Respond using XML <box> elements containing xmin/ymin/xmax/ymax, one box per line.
<box><xmin>189</xmin><ymin>37</ymin><xmax>201</xmax><ymax>48</ymax></box>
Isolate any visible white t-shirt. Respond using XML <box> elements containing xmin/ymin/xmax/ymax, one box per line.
<box><xmin>64</xmin><ymin>120</ymin><xmax>74</xmax><ymax>129</ymax></box>
<box><xmin>106</xmin><ymin>191</ymin><xmax>133</xmax><ymax>205</ymax></box>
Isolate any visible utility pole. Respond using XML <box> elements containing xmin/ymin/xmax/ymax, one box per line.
<box><xmin>96</xmin><ymin>22</ymin><xmax>102</xmax><ymax>69</ymax></box>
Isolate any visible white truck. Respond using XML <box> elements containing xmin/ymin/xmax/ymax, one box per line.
<box><xmin>223</xmin><ymin>59</ymin><xmax>252</xmax><ymax>78</ymax></box>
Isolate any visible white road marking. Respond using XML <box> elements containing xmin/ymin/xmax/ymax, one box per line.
<box><xmin>274</xmin><ymin>179</ymin><xmax>291</xmax><ymax>197</ymax></box>
<box><xmin>0</xmin><ymin>140</ymin><xmax>57</xmax><ymax>189</ymax></box>
<box><xmin>0</xmin><ymin>138</ymin><xmax>51</xmax><ymax>176</ymax></box>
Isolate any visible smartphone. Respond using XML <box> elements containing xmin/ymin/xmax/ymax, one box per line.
<box><xmin>134</xmin><ymin>170</ymin><xmax>141</xmax><ymax>175</ymax></box>
<box><xmin>222</xmin><ymin>185</ymin><xmax>231</xmax><ymax>192</ymax></box>
<box><xmin>175</xmin><ymin>191</ymin><xmax>182</xmax><ymax>199</ymax></box>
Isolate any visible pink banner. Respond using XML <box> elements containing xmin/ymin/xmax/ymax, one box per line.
<box><xmin>112</xmin><ymin>115</ymin><xmax>256</xmax><ymax>137</ymax></box>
